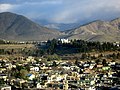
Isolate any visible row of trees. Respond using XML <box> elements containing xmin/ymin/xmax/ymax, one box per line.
<box><xmin>0</xmin><ymin>39</ymin><xmax>119</xmax><ymax>56</ymax></box>
<box><xmin>0</xmin><ymin>48</ymin><xmax>44</xmax><ymax>57</ymax></box>
<box><xmin>44</xmin><ymin>39</ymin><xmax>120</xmax><ymax>54</ymax></box>
<box><xmin>106</xmin><ymin>53</ymin><xmax>120</xmax><ymax>59</ymax></box>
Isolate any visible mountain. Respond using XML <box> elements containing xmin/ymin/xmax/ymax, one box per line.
<box><xmin>44</xmin><ymin>23</ymin><xmax>82</xmax><ymax>31</ymax></box>
<box><xmin>34</xmin><ymin>19</ymin><xmax>82</xmax><ymax>31</ymax></box>
<box><xmin>0</xmin><ymin>12</ymin><xmax>61</xmax><ymax>41</ymax></box>
<box><xmin>63</xmin><ymin>19</ymin><xmax>120</xmax><ymax>42</ymax></box>
<box><xmin>1</xmin><ymin>12</ymin><xmax>120</xmax><ymax>42</ymax></box>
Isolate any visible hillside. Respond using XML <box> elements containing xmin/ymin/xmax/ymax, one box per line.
<box><xmin>1</xmin><ymin>12</ymin><xmax>120</xmax><ymax>42</ymax></box>
<box><xmin>0</xmin><ymin>12</ymin><xmax>61</xmax><ymax>41</ymax></box>
<box><xmin>63</xmin><ymin>19</ymin><xmax>120</xmax><ymax>42</ymax></box>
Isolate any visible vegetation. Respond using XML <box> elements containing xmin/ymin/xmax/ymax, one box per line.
<box><xmin>0</xmin><ymin>79</ymin><xmax>5</xmax><ymax>85</ymax></box>
<box><xmin>43</xmin><ymin>39</ymin><xmax>120</xmax><ymax>55</ymax></box>
<box><xmin>11</xmin><ymin>65</ymin><xmax>29</xmax><ymax>79</ymax></box>
<box><xmin>0</xmin><ymin>40</ymin><xmax>5</xmax><ymax>44</ymax></box>
<box><xmin>0</xmin><ymin>39</ymin><xmax>120</xmax><ymax>58</ymax></box>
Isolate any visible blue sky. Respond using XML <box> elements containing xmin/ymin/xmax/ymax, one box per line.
<box><xmin>1</xmin><ymin>0</ymin><xmax>120</xmax><ymax>24</ymax></box>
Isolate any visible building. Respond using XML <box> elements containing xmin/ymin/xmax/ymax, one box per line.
<box><xmin>0</xmin><ymin>85</ymin><xmax>11</xmax><ymax>90</ymax></box>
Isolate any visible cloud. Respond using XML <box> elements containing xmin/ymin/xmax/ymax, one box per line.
<box><xmin>0</xmin><ymin>0</ymin><xmax>63</xmax><ymax>20</ymax></box>
<box><xmin>51</xmin><ymin>0</ymin><xmax>120</xmax><ymax>23</ymax></box>
<box><xmin>0</xmin><ymin>4</ymin><xmax>13</xmax><ymax>12</ymax></box>
<box><xmin>1</xmin><ymin>0</ymin><xmax>120</xmax><ymax>24</ymax></box>
<box><xmin>0</xmin><ymin>0</ymin><xmax>63</xmax><ymax>4</ymax></box>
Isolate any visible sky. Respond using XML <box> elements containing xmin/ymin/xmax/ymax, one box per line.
<box><xmin>1</xmin><ymin>0</ymin><xmax>120</xmax><ymax>24</ymax></box>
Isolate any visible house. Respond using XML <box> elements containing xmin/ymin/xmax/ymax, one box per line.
<box><xmin>63</xmin><ymin>80</ymin><xmax>68</xmax><ymax>90</ymax></box>
<box><xmin>36</xmin><ymin>83</ymin><xmax>42</xmax><ymax>88</ymax></box>
<box><xmin>97</xmin><ymin>64</ymin><xmax>103</xmax><ymax>68</ymax></box>
<box><xmin>83</xmin><ymin>64</ymin><xmax>90</xmax><ymax>68</ymax></box>
<box><xmin>0</xmin><ymin>85</ymin><xmax>11</xmax><ymax>90</ymax></box>
<box><xmin>88</xmin><ymin>86</ymin><xmax>96</xmax><ymax>90</ymax></box>
<box><xmin>40</xmin><ymin>66</ymin><xmax>48</xmax><ymax>70</ymax></box>
<box><xmin>5</xmin><ymin>63</ymin><xmax>12</xmax><ymax>69</ymax></box>
<box><xmin>56</xmin><ymin>75</ymin><xmax>64</xmax><ymax>81</ymax></box>
<box><xmin>14</xmin><ymin>79</ymin><xmax>27</xmax><ymax>88</ymax></box>
<box><xmin>109</xmin><ymin>62</ymin><xmax>116</xmax><ymax>66</ymax></box>
<box><xmin>0</xmin><ymin>68</ymin><xmax>6</xmax><ymax>73</ymax></box>
<box><xmin>30</xmin><ymin>66</ymin><xmax>39</xmax><ymax>72</ymax></box>
<box><xmin>0</xmin><ymin>74</ymin><xmax>7</xmax><ymax>81</ymax></box>
<box><xmin>40</xmin><ymin>74</ymin><xmax>48</xmax><ymax>81</ymax></box>
<box><xmin>26</xmin><ymin>56</ymin><xmax>35</xmax><ymax>62</ymax></box>
<box><xmin>27</xmin><ymin>74</ymin><xmax>35</xmax><ymax>80</ymax></box>
<box><xmin>58</xmin><ymin>39</ymin><xmax>70</xmax><ymax>43</ymax></box>
<box><xmin>89</xmin><ymin>65</ymin><xmax>95</xmax><ymax>69</ymax></box>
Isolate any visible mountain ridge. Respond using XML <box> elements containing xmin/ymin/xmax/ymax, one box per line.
<box><xmin>63</xmin><ymin>18</ymin><xmax>120</xmax><ymax>42</ymax></box>
<box><xmin>0</xmin><ymin>12</ymin><xmax>61</xmax><ymax>41</ymax></box>
<box><xmin>1</xmin><ymin>12</ymin><xmax>120</xmax><ymax>42</ymax></box>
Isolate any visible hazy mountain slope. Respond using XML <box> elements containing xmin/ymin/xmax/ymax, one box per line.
<box><xmin>63</xmin><ymin>20</ymin><xmax>120</xmax><ymax>42</ymax></box>
<box><xmin>34</xmin><ymin>19</ymin><xmax>82</xmax><ymax>31</ymax></box>
<box><xmin>1</xmin><ymin>12</ymin><xmax>120</xmax><ymax>42</ymax></box>
<box><xmin>44</xmin><ymin>23</ymin><xmax>81</xmax><ymax>31</ymax></box>
<box><xmin>0</xmin><ymin>12</ymin><xmax>61</xmax><ymax>41</ymax></box>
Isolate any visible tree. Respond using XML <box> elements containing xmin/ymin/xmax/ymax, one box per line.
<box><xmin>52</xmin><ymin>61</ymin><xmax>57</xmax><ymax>67</ymax></box>
<box><xmin>11</xmin><ymin>67</ymin><xmax>19</xmax><ymax>78</ymax></box>
<box><xmin>0</xmin><ymin>79</ymin><xmax>5</xmax><ymax>85</ymax></box>
<box><xmin>117</xmin><ymin>53</ymin><xmax>120</xmax><ymax>59</ymax></box>
<box><xmin>47</xmin><ymin>54</ymin><xmax>60</xmax><ymax>61</ymax></box>
<box><xmin>22</xmin><ymin>82</ymin><xmax>28</xmax><ymax>89</ymax></box>
<box><xmin>75</xmin><ymin>60</ymin><xmax>79</xmax><ymax>66</ymax></box>
<box><xmin>99</xmin><ymin>53</ymin><xmax>104</xmax><ymax>57</ymax></box>
<box><xmin>102</xmin><ymin>59</ymin><xmax>107</xmax><ymax>66</ymax></box>
<box><xmin>95</xmin><ymin>59</ymin><xmax>100</xmax><ymax>65</ymax></box>
<box><xmin>20</xmin><ymin>69</ymin><xmax>28</xmax><ymax>79</ymax></box>
<box><xmin>16</xmin><ymin>65</ymin><xmax>24</xmax><ymax>71</ymax></box>
<box><xmin>81</xmin><ymin>53</ymin><xmax>87</xmax><ymax>59</ymax></box>
<box><xmin>0</xmin><ymin>40</ymin><xmax>5</xmax><ymax>44</ymax></box>
<box><xmin>46</xmin><ymin>39</ymin><xmax>58</xmax><ymax>54</ymax></box>
<box><xmin>0</xmin><ymin>49</ymin><xmax>5</xmax><ymax>54</ymax></box>
<box><xmin>112</xmin><ymin>53</ymin><xmax>117</xmax><ymax>59</ymax></box>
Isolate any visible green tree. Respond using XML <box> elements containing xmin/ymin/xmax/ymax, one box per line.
<box><xmin>102</xmin><ymin>59</ymin><xmax>107</xmax><ymax>66</ymax></box>
<box><xmin>0</xmin><ymin>40</ymin><xmax>5</xmax><ymax>44</ymax></box>
<box><xmin>117</xmin><ymin>53</ymin><xmax>120</xmax><ymax>59</ymax></box>
<box><xmin>95</xmin><ymin>59</ymin><xmax>100</xmax><ymax>65</ymax></box>
<box><xmin>75</xmin><ymin>60</ymin><xmax>79</xmax><ymax>66</ymax></box>
<box><xmin>81</xmin><ymin>53</ymin><xmax>87</xmax><ymax>59</ymax></box>
<box><xmin>20</xmin><ymin>69</ymin><xmax>28</xmax><ymax>79</ymax></box>
<box><xmin>46</xmin><ymin>39</ymin><xmax>58</xmax><ymax>54</ymax></box>
<box><xmin>52</xmin><ymin>61</ymin><xmax>57</xmax><ymax>67</ymax></box>
<box><xmin>22</xmin><ymin>82</ymin><xmax>28</xmax><ymax>89</ymax></box>
<box><xmin>0</xmin><ymin>79</ymin><xmax>5</xmax><ymax>85</ymax></box>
